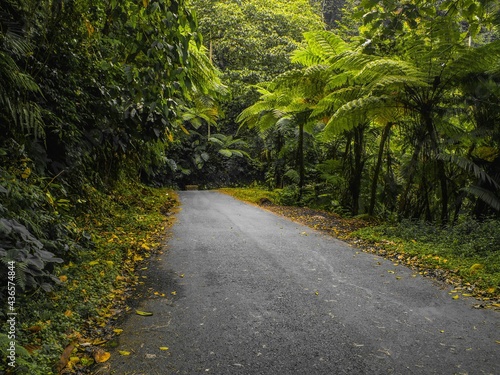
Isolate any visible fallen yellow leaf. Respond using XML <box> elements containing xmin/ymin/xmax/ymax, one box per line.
<box><xmin>159</xmin><ymin>347</ymin><xmax>169</xmax><ymax>351</ymax></box>
<box><xmin>135</xmin><ymin>310</ymin><xmax>153</xmax><ymax>316</ymax></box>
<box><xmin>113</xmin><ymin>329</ymin><xmax>123</xmax><ymax>334</ymax></box>
<box><xmin>469</xmin><ymin>263</ymin><xmax>483</xmax><ymax>274</ymax></box>
<box><xmin>452</xmin><ymin>295</ymin><xmax>460</xmax><ymax>300</ymax></box>
<box><xmin>94</xmin><ymin>350</ymin><xmax>111</xmax><ymax>363</ymax></box>
<box><xmin>119</xmin><ymin>350</ymin><xmax>131</xmax><ymax>356</ymax></box>
<box><xmin>170</xmin><ymin>291</ymin><xmax>177</xmax><ymax>296</ymax></box>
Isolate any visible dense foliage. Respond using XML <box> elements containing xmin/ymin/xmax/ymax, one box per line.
<box><xmin>0</xmin><ymin>0</ymin><xmax>218</xmax><ymax>295</ymax></box>
<box><xmin>0</xmin><ymin>0</ymin><xmax>221</xmax><ymax>370</ymax></box>
<box><xmin>163</xmin><ymin>0</ymin><xmax>324</xmax><ymax>187</ymax></box>
<box><xmin>238</xmin><ymin>0</ymin><xmax>500</xmax><ymax>223</ymax></box>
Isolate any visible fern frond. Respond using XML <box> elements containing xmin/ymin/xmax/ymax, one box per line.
<box><xmin>463</xmin><ymin>185</ymin><xmax>500</xmax><ymax>211</ymax></box>
<box><xmin>0</xmin><ymin>53</ymin><xmax>40</xmax><ymax>93</ymax></box>
<box><xmin>356</xmin><ymin>59</ymin><xmax>422</xmax><ymax>84</ymax></box>
<box><xmin>323</xmin><ymin>96</ymin><xmax>389</xmax><ymax>136</ymax></box>
<box><xmin>325</xmin><ymin>72</ymin><xmax>353</xmax><ymax>91</ymax></box>
<box><xmin>311</xmin><ymin>87</ymin><xmax>362</xmax><ymax>118</ymax></box>
<box><xmin>448</xmin><ymin>39</ymin><xmax>500</xmax><ymax>77</ymax></box>
<box><xmin>270</xmin><ymin>69</ymin><xmax>305</xmax><ymax>89</ymax></box>
<box><xmin>332</xmin><ymin>51</ymin><xmax>379</xmax><ymax>72</ymax></box>
<box><xmin>293</xmin><ymin>31</ymin><xmax>348</xmax><ymax>66</ymax></box>
<box><xmin>292</xmin><ymin>49</ymin><xmax>325</xmax><ymax>67</ymax></box>
<box><xmin>256</xmin><ymin>111</ymin><xmax>281</xmax><ymax>131</ymax></box>
<box><xmin>438</xmin><ymin>153</ymin><xmax>500</xmax><ymax>190</ymax></box>
<box><xmin>311</xmin><ymin>92</ymin><xmax>339</xmax><ymax>118</ymax></box>
<box><xmin>303</xmin><ymin>64</ymin><xmax>329</xmax><ymax>78</ymax></box>
<box><xmin>368</xmin><ymin>75</ymin><xmax>429</xmax><ymax>92</ymax></box>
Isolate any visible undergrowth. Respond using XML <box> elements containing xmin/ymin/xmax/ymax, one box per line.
<box><xmin>0</xmin><ymin>180</ymin><xmax>176</xmax><ymax>374</ymax></box>
<box><xmin>352</xmin><ymin>219</ymin><xmax>500</xmax><ymax>301</ymax></box>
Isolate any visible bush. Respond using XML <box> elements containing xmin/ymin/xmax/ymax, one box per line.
<box><xmin>0</xmin><ymin>218</ymin><xmax>63</xmax><ymax>294</ymax></box>
<box><xmin>0</xmin><ymin>169</ymin><xmax>83</xmax><ymax>301</ymax></box>
<box><xmin>276</xmin><ymin>185</ymin><xmax>299</xmax><ymax>205</ymax></box>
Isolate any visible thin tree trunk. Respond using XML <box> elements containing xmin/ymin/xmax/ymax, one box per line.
<box><xmin>424</xmin><ymin>113</ymin><xmax>448</xmax><ymax>224</ymax></box>
<box><xmin>399</xmin><ymin>136</ymin><xmax>425</xmax><ymax>218</ymax></box>
<box><xmin>350</xmin><ymin>124</ymin><xmax>366</xmax><ymax>215</ymax></box>
<box><xmin>369</xmin><ymin>122</ymin><xmax>392</xmax><ymax>216</ymax></box>
<box><xmin>275</xmin><ymin>130</ymin><xmax>284</xmax><ymax>189</ymax></box>
<box><xmin>297</xmin><ymin>122</ymin><xmax>305</xmax><ymax>201</ymax></box>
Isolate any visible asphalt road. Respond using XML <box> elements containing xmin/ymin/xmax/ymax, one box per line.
<box><xmin>108</xmin><ymin>191</ymin><xmax>499</xmax><ymax>375</ymax></box>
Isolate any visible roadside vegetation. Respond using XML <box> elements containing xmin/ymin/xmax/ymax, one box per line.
<box><xmin>1</xmin><ymin>181</ymin><xmax>175</xmax><ymax>374</ymax></box>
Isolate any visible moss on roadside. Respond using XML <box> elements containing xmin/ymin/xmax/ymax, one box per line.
<box><xmin>218</xmin><ymin>187</ymin><xmax>279</xmax><ymax>205</ymax></box>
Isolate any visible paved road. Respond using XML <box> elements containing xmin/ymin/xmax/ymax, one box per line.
<box><xmin>109</xmin><ymin>191</ymin><xmax>499</xmax><ymax>375</ymax></box>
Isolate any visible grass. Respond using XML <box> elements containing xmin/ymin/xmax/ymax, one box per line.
<box><xmin>0</xmin><ymin>180</ymin><xmax>177</xmax><ymax>374</ymax></box>
<box><xmin>218</xmin><ymin>186</ymin><xmax>279</xmax><ymax>205</ymax></box>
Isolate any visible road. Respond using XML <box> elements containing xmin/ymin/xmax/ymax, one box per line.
<box><xmin>108</xmin><ymin>191</ymin><xmax>499</xmax><ymax>375</ymax></box>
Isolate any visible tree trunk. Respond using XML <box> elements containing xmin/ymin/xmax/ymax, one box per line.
<box><xmin>424</xmin><ymin>113</ymin><xmax>449</xmax><ymax>224</ymax></box>
<box><xmin>350</xmin><ymin>124</ymin><xmax>366</xmax><ymax>215</ymax></box>
<box><xmin>399</xmin><ymin>139</ymin><xmax>423</xmax><ymax>218</ymax></box>
<box><xmin>275</xmin><ymin>130</ymin><xmax>284</xmax><ymax>189</ymax></box>
<box><xmin>297</xmin><ymin>121</ymin><xmax>305</xmax><ymax>201</ymax></box>
<box><xmin>369</xmin><ymin>122</ymin><xmax>392</xmax><ymax>216</ymax></box>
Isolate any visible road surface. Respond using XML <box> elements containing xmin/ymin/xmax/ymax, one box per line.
<box><xmin>108</xmin><ymin>191</ymin><xmax>499</xmax><ymax>374</ymax></box>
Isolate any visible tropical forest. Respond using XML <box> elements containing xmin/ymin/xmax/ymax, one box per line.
<box><xmin>1</xmin><ymin>0</ymin><xmax>500</xmax><ymax>373</ymax></box>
